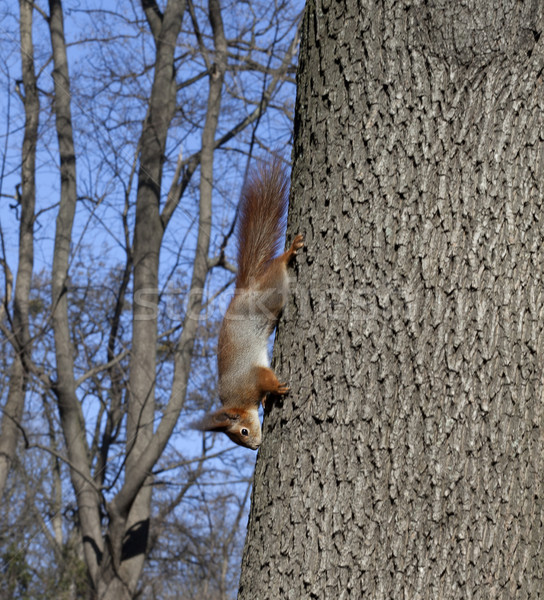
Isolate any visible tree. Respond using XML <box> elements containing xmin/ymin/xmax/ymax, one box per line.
<box><xmin>239</xmin><ymin>1</ymin><xmax>544</xmax><ymax>598</ymax></box>
<box><xmin>0</xmin><ymin>0</ymin><xmax>38</xmax><ymax>501</ymax></box>
<box><xmin>0</xmin><ymin>0</ymin><xmax>301</xmax><ymax>597</ymax></box>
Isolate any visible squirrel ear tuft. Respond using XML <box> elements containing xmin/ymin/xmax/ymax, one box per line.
<box><xmin>191</xmin><ymin>408</ymin><xmax>240</xmax><ymax>432</ymax></box>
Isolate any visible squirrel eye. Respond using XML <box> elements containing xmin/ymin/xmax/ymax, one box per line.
<box><xmin>241</xmin><ymin>428</ymin><xmax>249</xmax><ymax>436</ymax></box>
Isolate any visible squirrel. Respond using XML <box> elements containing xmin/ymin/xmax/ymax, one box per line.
<box><xmin>193</xmin><ymin>159</ymin><xmax>303</xmax><ymax>450</ymax></box>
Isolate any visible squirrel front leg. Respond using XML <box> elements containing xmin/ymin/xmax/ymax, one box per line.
<box><xmin>255</xmin><ymin>366</ymin><xmax>289</xmax><ymax>408</ymax></box>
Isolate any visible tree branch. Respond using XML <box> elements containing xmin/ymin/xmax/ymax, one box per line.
<box><xmin>160</xmin><ymin>21</ymin><xmax>301</xmax><ymax>228</ymax></box>
<box><xmin>141</xmin><ymin>0</ymin><xmax>163</xmax><ymax>42</ymax></box>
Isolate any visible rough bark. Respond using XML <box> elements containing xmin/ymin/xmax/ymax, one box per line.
<box><xmin>239</xmin><ymin>1</ymin><xmax>544</xmax><ymax>598</ymax></box>
<box><xmin>0</xmin><ymin>0</ymin><xmax>38</xmax><ymax>499</ymax></box>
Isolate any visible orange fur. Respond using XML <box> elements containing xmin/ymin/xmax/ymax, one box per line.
<box><xmin>236</xmin><ymin>158</ymin><xmax>289</xmax><ymax>289</ymax></box>
<box><xmin>193</xmin><ymin>158</ymin><xmax>303</xmax><ymax>450</ymax></box>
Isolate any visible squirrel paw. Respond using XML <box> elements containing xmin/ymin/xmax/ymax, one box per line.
<box><xmin>276</xmin><ymin>382</ymin><xmax>290</xmax><ymax>395</ymax></box>
<box><xmin>291</xmin><ymin>234</ymin><xmax>304</xmax><ymax>254</ymax></box>
<box><xmin>262</xmin><ymin>383</ymin><xmax>289</xmax><ymax>409</ymax></box>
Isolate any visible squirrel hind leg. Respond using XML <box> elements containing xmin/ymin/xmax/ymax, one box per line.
<box><xmin>290</xmin><ymin>233</ymin><xmax>304</xmax><ymax>254</ymax></box>
<box><xmin>255</xmin><ymin>233</ymin><xmax>304</xmax><ymax>315</ymax></box>
<box><xmin>278</xmin><ymin>233</ymin><xmax>304</xmax><ymax>266</ymax></box>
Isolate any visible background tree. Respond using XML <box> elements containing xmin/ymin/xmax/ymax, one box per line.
<box><xmin>239</xmin><ymin>1</ymin><xmax>544</xmax><ymax>598</ymax></box>
<box><xmin>0</xmin><ymin>0</ymin><xmax>38</xmax><ymax>501</ymax></box>
<box><xmin>0</xmin><ymin>0</ymin><xmax>302</xmax><ymax>597</ymax></box>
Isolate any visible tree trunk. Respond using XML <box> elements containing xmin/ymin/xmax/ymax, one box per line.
<box><xmin>49</xmin><ymin>0</ymin><xmax>104</xmax><ymax>586</ymax></box>
<box><xmin>239</xmin><ymin>1</ymin><xmax>544</xmax><ymax>598</ymax></box>
<box><xmin>0</xmin><ymin>0</ymin><xmax>38</xmax><ymax>500</ymax></box>
<box><xmin>98</xmin><ymin>2</ymin><xmax>186</xmax><ymax>598</ymax></box>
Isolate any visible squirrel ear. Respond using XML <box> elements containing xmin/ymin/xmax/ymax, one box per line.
<box><xmin>191</xmin><ymin>408</ymin><xmax>240</xmax><ymax>432</ymax></box>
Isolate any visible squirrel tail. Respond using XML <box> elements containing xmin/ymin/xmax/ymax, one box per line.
<box><xmin>235</xmin><ymin>158</ymin><xmax>289</xmax><ymax>288</ymax></box>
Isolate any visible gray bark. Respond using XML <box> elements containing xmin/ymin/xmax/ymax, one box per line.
<box><xmin>0</xmin><ymin>0</ymin><xmax>38</xmax><ymax>499</ymax></box>
<box><xmin>239</xmin><ymin>1</ymin><xmax>544</xmax><ymax>598</ymax></box>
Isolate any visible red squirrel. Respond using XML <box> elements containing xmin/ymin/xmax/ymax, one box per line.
<box><xmin>194</xmin><ymin>159</ymin><xmax>303</xmax><ymax>450</ymax></box>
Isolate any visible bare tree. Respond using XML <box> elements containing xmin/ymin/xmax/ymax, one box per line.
<box><xmin>239</xmin><ymin>1</ymin><xmax>544</xmax><ymax>598</ymax></box>
<box><xmin>0</xmin><ymin>0</ymin><xmax>301</xmax><ymax>598</ymax></box>
<box><xmin>0</xmin><ymin>0</ymin><xmax>38</xmax><ymax>499</ymax></box>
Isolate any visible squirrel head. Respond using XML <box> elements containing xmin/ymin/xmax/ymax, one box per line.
<box><xmin>191</xmin><ymin>406</ymin><xmax>262</xmax><ymax>450</ymax></box>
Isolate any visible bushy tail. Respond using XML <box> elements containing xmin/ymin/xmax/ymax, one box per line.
<box><xmin>236</xmin><ymin>158</ymin><xmax>289</xmax><ymax>288</ymax></box>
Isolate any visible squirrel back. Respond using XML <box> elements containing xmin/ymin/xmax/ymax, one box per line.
<box><xmin>236</xmin><ymin>158</ymin><xmax>289</xmax><ymax>289</ymax></box>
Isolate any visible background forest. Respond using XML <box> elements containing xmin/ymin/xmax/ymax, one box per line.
<box><xmin>0</xmin><ymin>0</ymin><xmax>301</xmax><ymax>598</ymax></box>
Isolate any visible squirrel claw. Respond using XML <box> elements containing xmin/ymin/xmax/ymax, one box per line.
<box><xmin>276</xmin><ymin>383</ymin><xmax>290</xmax><ymax>395</ymax></box>
<box><xmin>262</xmin><ymin>383</ymin><xmax>289</xmax><ymax>408</ymax></box>
<box><xmin>291</xmin><ymin>234</ymin><xmax>304</xmax><ymax>254</ymax></box>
